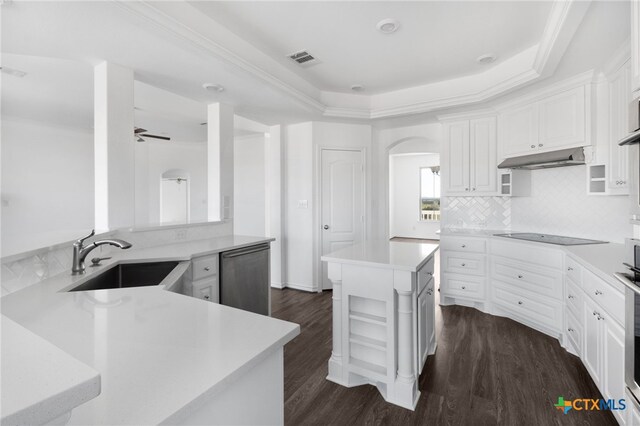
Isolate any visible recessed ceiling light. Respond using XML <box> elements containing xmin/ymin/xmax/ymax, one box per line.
<box><xmin>0</xmin><ymin>66</ymin><xmax>27</xmax><ymax>78</ymax></box>
<box><xmin>351</xmin><ymin>84</ymin><xmax>364</xmax><ymax>92</ymax></box>
<box><xmin>376</xmin><ymin>19</ymin><xmax>400</xmax><ymax>34</ymax></box>
<box><xmin>477</xmin><ymin>54</ymin><xmax>497</xmax><ymax>65</ymax></box>
<box><xmin>202</xmin><ymin>83</ymin><xmax>225</xmax><ymax>92</ymax></box>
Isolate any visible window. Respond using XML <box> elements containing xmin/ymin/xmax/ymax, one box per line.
<box><xmin>420</xmin><ymin>167</ymin><xmax>441</xmax><ymax>221</ymax></box>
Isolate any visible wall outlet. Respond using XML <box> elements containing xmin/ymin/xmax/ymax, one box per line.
<box><xmin>175</xmin><ymin>229</ymin><xmax>187</xmax><ymax>240</ymax></box>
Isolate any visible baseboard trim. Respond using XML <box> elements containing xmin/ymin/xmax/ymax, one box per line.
<box><xmin>271</xmin><ymin>282</ymin><xmax>285</xmax><ymax>289</ymax></box>
<box><xmin>284</xmin><ymin>282</ymin><xmax>316</xmax><ymax>292</ymax></box>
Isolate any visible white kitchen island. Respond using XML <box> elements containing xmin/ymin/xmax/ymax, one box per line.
<box><xmin>321</xmin><ymin>240</ymin><xmax>439</xmax><ymax>410</ymax></box>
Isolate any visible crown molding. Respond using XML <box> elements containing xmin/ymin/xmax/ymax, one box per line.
<box><xmin>113</xmin><ymin>0</ymin><xmax>591</xmax><ymax>121</ymax></box>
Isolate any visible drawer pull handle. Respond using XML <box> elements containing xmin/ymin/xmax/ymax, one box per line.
<box><xmin>567</xmin><ymin>267</ymin><xmax>573</xmax><ymax>271</ymax></box>
<box><xmin>204</xmin><ymin>266</ymin><xmax>211</xmax><ymax>272</ymax></box>
<box><xmin>518</xmin><ymin>301</ymin><xmax>523</xmax><ymax>305</ymax></box>
<box><xmin>461</xmin><ymin>286</ymin><xmax>466</xmax><ymax>290</ymax></box>
<box><xmin>568</xmin><ymin>328</ymin><xmax>574</xmax><ymax>333</ymax></box>
<box><xmin>530</xmin><ymin>144</ymin><xmax>536</xmax><ymax>149</ymax></box>
<box><xmin>426</xmin><ymin>272</ymin><xmax>433</xmax><ymax>276</ymax></box>
<box><xmin>568</xmin><ymin>294</ymin><xmax>574</xmax><ymax>299</ymax></box>
<box><xmin>517</xmin><ymin>275</ymin><xmax>523</xmax><ymax>279</ymax></box>
<box><xmin>461</xmin><ymin>263</ymin><xmax>466</xmax><ymax>267</ymax></box>
<box><xmin>594</xmin><ymin>290</ymin><xmax>603</xmax><ymax>296</ymax></box>
<box><xmin>461</xmin><ymin>244</ymin><xmax>466</xmax><ymax>248</ymax></box>
<box><xmin>204</xmin><ymin>295</ymin><xmax>210</xmax><ymax>300</ymax></box>
<box><xmin>593</xmin><ymin>311</ymin><xmax>598</xmax><ymax>316</ymax></box>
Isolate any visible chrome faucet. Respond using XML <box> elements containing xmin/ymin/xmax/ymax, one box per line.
<box><xmin>71</xmin><ymin>229</ymin><xmax>132</xmax><ymax>275</ymax></box>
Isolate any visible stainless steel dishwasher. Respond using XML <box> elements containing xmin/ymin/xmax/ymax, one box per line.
<box><xmin>220</xmin><ymin>243</ymin><xmax>270</xmax><ymax>316</ymax></box>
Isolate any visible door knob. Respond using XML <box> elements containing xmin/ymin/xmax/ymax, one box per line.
<box><xmin>323</xmin><ymin>225</ymin><xmax>330</xmax><ymax>230</ymax></box>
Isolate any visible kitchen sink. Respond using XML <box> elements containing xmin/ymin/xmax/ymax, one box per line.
<box><xmin>68</xmin><ymin>261</ymin><xmax>180</xmax><ymax>292</ymax></box>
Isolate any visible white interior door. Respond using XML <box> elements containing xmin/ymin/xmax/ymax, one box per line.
<box><xmin>321</xmin><ymin>149</ymin><xmax>365</xmax><ymax>290</ymax></box>
<box><xmin>160</xmin><ymin>178</ymin><xmax>189</xmax><ymax>224</ymax></box>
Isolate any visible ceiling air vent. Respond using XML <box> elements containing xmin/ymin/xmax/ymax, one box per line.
<box><xmin>287</xmin><ymin>50</ymin><xmax>318</xmax><ymax>67</ymax></box>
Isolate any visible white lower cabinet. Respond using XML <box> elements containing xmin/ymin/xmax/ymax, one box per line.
<box><xmin>417</xmin><ymin>277</ymin><xmax>435</xmax><ymax>374</ymax></box>
<box><xmin>603</xmin><ymin>316</ymin><xmax>625</xmax><ymax>424</ymax></box>
<box><xmin>583</xmin><ymin>296</ymin><xmax>603</xmax><ymax>385</ymax></box>
<box><xmin>184</xmin><ymin>254</ymin><xmax>220</xmax><ymax>303</ymax></box>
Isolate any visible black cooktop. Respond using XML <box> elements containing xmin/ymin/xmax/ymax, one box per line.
<box><xmin>493</xmin><ymin>233</ymin><xmax>608</xmax><ymax>246</ymax></box>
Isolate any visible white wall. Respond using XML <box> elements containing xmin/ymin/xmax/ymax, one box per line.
<box><xmin>284</xmin><ymin>121</ymin><xmax>372</xmax><ymax>291</ymax></box>
<box><xmin>135</xmin><ymin>142</ymin><xmax>208</xmax><ymax>226</ymax></box>
<box><xmin>389</xmin><ymin>154</ymin><xmax>440</xmax><ymax>239</ymax></box>
<box><xmin>234</xmin><ymin>134</ymin><xmax>266</xmax><ymax>236</ymax></box>
<box><xmin>1</xmin><ymin>118</ymin><xmax>94</xmax><ymax>255</ymax></box>
<box><xmin>284</xmin><ymin>122</ymin><xmax>314</xmax><ymax>290</ymax></box>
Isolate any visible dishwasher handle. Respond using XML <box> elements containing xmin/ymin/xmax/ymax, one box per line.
<box><xmin>222</xmin><ymin>243</ymin><xmax>270</xmax><ymax>258</ymax></box>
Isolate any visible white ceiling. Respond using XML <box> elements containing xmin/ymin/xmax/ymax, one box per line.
<box><xmin>0</xmin><ymin>1</ymin><xmax>632</xmax><ymax>130</ymax></box>
<box><xmin>191</xmin><ymin>1</ymin><xmax>553</xmax><ymax>94</ymax></box>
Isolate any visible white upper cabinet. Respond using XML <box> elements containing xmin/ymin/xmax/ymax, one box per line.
<box><xmin>498</xmin><ymin>80</ymin><xmax>591</xmax><ymax>159</ymax></box>
<box><xmin>608</xmin><ymin>60</ymin><xmax>631</xmax><ymax>194</ymax></box>
<box><xmin>445</xmin><ymin>121</ymin><xmax>470</xmax><ymax>193</ymax></box>
<box><xmin>537</xmin><ymin>86</ymin><xmax>586</xmax><ymax>150</ymax></box>
<box><xmin>470</xmin><ymin>118</ymin><xmax>498</xmax><ymax>193</ymax></box>
<box><xmin>632</xmin><ymin>0</ymin><xmax>640</xmax><ymax>92</ymax></box>
<box><xmin>498</xmin><ymin>104</ymin><xmax>538</xmax><ymax>157</ymax></box>
<box><xmin>442</xmin><ymin>116</ymin><xmax>497</xmax><ymax>196</ymax></box>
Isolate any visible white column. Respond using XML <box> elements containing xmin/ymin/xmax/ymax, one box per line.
<box><xmin>94</xmin><ymin>61</ymin><xmax>135</xmax><ymax>232</ymax></box>
<box><xmin>396</xmin><ymin>290</ymin><xmax>415</xmax><ymax>383</ymax></box>
<box><xmin>207</xmin><ymin>103</ymin><xmax>234</xmax><ymax>222</ymax></box>
<box><xmin>266</xmin><ymin>125</ymin><xmax>284</xmax><ymax>287</ymax></box>
<box><xmin>326</xmin><ymin>263</ymin><xmax>345</xmax><ymax>384</ymax></box>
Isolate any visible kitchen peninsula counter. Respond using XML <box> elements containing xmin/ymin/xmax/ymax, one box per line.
<box><xmin>1</xmin><ymin>234</ymin><xmax>299</xmax><ymax>425</ymax></box>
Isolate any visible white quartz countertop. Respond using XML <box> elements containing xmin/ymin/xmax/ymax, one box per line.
<box><xmin>1</xmin><ymin>316</ymin><xmax>101</xmax><ymax>426</ymax></box>
<box><xmin>321</xmin><ymin>240</ymin><xmax>439</xmax><ymax>271</ymax></box>
<box><xmin>1</xmin><ymin>234</ymin><xmax>299</xmax><ymax>425</ymax></box>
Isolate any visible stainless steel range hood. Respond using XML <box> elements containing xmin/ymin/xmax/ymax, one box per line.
<box><xmin>618</xmin><ymin>129</ymin><xmax>640</xmax><ymax>146</ymax></box>
<box><xmin>497</xmin><ymin>147</ymin><xmax>586</xmax><ymax>170</ymax></box>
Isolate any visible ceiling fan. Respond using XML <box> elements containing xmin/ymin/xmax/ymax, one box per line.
<box><xmin>134</xmin><ymin>127</ymin><xmax>171</xmax><ymax>142</ymax></box>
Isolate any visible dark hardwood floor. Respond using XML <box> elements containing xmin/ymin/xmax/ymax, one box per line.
<box><xmin>271</xmin><ymin>288</ymin><xmax>617</xmax><ymax>426</ymax></box>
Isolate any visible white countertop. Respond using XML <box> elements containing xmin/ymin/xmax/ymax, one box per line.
<box><xmin>321</xmin><ymin>240</ymin><xmax>439</xmax><ymax>271</ymax></box>
<box><xmin>1</xmin><ymin>234</ymin><xmax>299</xmax><ymax>425</ymax></box>
<box><xmin>1</xmin><ymin>316</ymin><xmax>101</xmax><ymax>426</ymax></box>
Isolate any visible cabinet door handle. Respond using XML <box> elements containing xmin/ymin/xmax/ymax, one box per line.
<box><xmin>204</xmin><ymin>266</ymin><xmax>211</xmax><ymax>271</ymax></box>
<box><xmin>595</xmin><ymin>290</ymin><xmax>603</xmax><ymax>296</ymax></box>
<box><xmin>567</xmin><ymin>267</ymin><xmax>573</xmax><ymax>271</ymax></box>
<box><xmin>538</xmin><ymin>143</ymin><xmax>544</xmax><ymax>147</ymax></box>
<box><xmin>530</xmin><ymin>144</ymin><xmax>536</xmax><ymax>148</ymax></box>
<box><xmin>517</xmin><ymin>275</ymin><xmax>523</xmax><ymax>279</ymax></box>
<box><xmin>465</xmin><ymin>188</ymin><xmax>470</xmax><ymax>191</ymax></box>
<box><xmin>568</xmin><ymin>328</ymin><xmax>574</xmax><ymax>333</ymax></box>
<box><xmin>461</xmin><ymin>244</ymin><xmax>466</xmax><ymax>248</ymax></box>
<box><xmin>461</xmin><ymin>263</ymin><xmax>466</xmax><ymax>267</ymax></box>
<box><xmin>568</xmin><ymin>294</ymin><xmax>574</xmax><ymax>299</ymax></box>
<box><xmin>593</xmin><ymin>310</ymin><xmax>598</xmax><ymax>316</ymax></box>
<box><xmin>204</xmin><ymin>295</ymin><xmax>210</xmax><ymax>300</ymax></box>
<box><xmin>472</xmin><ymin>188</ymin><xmax>476</xmax><ymax>191</ymax></box>
<box><xmin>461</xmin><ymin>286</ymin><xmax>466</xmax><ymax>290</ymax></box>
<box><xmin>518</xmin><ymin>301</ymin><xmax>523</xmax><ymax>305</ymax></box>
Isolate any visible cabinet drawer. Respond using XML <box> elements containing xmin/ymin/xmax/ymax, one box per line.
<box><xmin>566</xmin><ymin>278</ymin><xmax>584</xmax><ymax>319</ymax></box>
<box><xmin>442</xmin><ymin>251</ymin><xmax>485</xmax><ymax>276</ymax></box>
<box><xmin>192</xmin><ymin>254</ymin><xmax>219</xmax><ymax>281</ymax></box>
<box><xmin>566</xmin><ymin>308</ymin><xmax>583</xmax><ymax>357</ymax></box>
<box><xmin>582</xmin><ymin>269</ymin><xmax>625</xmax><ymax>325</ymax></box>
<box><xmin>441</xmin><ymin>273</ymin><xmax>485</xmax><ymax>300</ymax></box>
<box><xmin>440</xmin><ymin>236</ymin><xmax>486</xmax><ymax>254</ymax></box>
<box><xmin>491</xmin><ymin>281</ymin><xmax>563</xmax><ymax>332</ymax></box>
<box><xmin>491</xmin><ymin>257</ymin><xmax>562</xmax><ymax>299</ymax></box>
<box><xmin>565</xmin><ymin>256</ymin><xmax>583</xmax><ymax>285</ymax></box>
<box><xmin>192</xmin><ymin>276</ymin><xmax>219</xmax><ymax>303</ymax></box>
<box><xmin>491</xmin><ymin>239</ymin><xmax>563</xmax><ymax>270</ymax></box>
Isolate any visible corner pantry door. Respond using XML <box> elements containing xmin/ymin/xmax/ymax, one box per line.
<box><xmin>320</xmin><ymin>149</ymin><xmax>365</xmax><ymax>290</ymax></box>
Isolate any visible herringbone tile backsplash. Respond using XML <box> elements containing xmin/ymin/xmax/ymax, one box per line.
<box><xmin>511</xmin><ymin>166</ymin><xmax>630</xmax><ymax>243</ymax></box>
<box><xmin>442</xmin><ymin>166</ymin><xmax>631</xmax><ymax>243</ymax></box>
<box><xmin>441</xmin><ymin>196</ymin><xmax>511</xmax><ymax>230</ymax></box>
